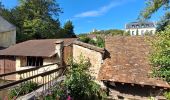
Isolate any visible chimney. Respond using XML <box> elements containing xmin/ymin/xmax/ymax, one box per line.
<box><xmin>55</xmin><ymin>40</ymin><xmax>64</xmax><ymax>66</ymax></box>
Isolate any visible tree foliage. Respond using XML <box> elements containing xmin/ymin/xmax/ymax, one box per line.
<box><xmin>64</xmin><ymin>56</ymin><xmax>106</xmax><ymax>100</ymax></box>
<box><xmin>157</xmin><ymin>12</ymin><xmax>170</xmax><ymax>31</ymax></box>
<box><xmin>63</xmin><ymin>20</ymin><xmax>75</xmax><ymax>37</ymax></box>
<box><xmin>150</xmin><ymin>25</ymin><xmax>170</xmax><ymax>82</ymax></box>
<box><xmin>140</xmin><ymin>0</ymin><xmax>169</xmax><ymax>19</ymax></box>
<box><xmin>79</xmin><ymin>35</ymin><xmax>105</xmax><ymax>48</ymax></box>
<box><xmin>89</xmin><ymin>29</ymin><xmax>125</xmax><ymax>36</ymax></box>
<box><xmin>0</xmin><ymin>0</ymin><xmax>75</xmax><ymax>43</ymax></box>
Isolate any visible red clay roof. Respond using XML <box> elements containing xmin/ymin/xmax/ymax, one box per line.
<box><xmin>0</xmin><ymin>38</ymin><xmax>77</xmax><ymax>57</ymax></box>
<box><xmin>98</xmin><ymin>36</ymin><xmax>170</xmax><ymax>88</ymax></box>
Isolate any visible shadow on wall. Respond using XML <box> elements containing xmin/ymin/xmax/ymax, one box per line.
<box><xmin>103</xmin><ymin>49</ymin><xmax>111</xmax><ymax>60</ymax></box>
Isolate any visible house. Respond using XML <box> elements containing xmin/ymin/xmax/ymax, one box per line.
<box><xmin>0</xmin><ymin>38</ymin><xmax>77</xmax><ymax>80</ymax></box>
<box><xmin>125</xmin><ymin>21</ymin><xmax>156</xmax><ymax>36</ymax></box>
<box><xmin>0</xmin><ymin>16</ymin><xmax>16</xmax><ymax>48</ymax></box>
<box><xmin>98</xmin><ymin>36</ymin><xmax>170</xmax><ymax>99</ymax></box>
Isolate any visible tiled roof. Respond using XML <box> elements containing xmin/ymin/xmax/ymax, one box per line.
<box><xmin>126</xmin><ymin>21</ymin><xmax>155</xmax><ymax>29</ymax></box>
<box><xmin>0</xmin><ymin>38</ymin><xmax>77</xmax><ymax>57</ymax></box>
<box><xmin>98</xmin><ymin>36</ymin><xmax>170</xmax><ymax>88</ymax></box>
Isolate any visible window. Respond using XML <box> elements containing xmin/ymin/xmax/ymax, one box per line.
<box><xmin>131</xmin><ymin>31</ymin><xmax>134</xmax><ymax>35</ymax></box>
<box><xmin>132</xmin><ymin>25</ymin><xmax>135</xmax><ymax>28</ymax></box>
<box><xmin>150</xmin><ymin>30</ymin><xmax>153</xmax><ymax>34</ymax></box>
<box><xmin>141</xmin><ymin>30</ymin><xmax>144</xmax><ymax>36</ymax></box>
<box><xmin>136</xmin><ymin>25</ymin><xmax>139</xmax><ymax>28</ymax></box>
<box><xmin>27</xmin><ymin>57</ymin><xmax>43</xmax><ymax>66</ymax></box>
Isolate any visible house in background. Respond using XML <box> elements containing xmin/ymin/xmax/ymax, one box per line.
<box><xmin>0</xmin><ymin>16</ymin><xmax>16</xmax><ymax>48</ymax></box>
<box><xmin>125</xmin><ymin>21</ymin><xmax>156</xmax><ymax>36</ymax></box>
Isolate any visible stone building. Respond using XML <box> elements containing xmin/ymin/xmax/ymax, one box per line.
<box><xmin>0</xmin><ymin>16</ymin><xmax>16</xmax><ymax>48</ymax></box>
<box><xmin>125</xmin><ymin>21</ymin><xmax>156</xmax><ymax>36</ymax></box>
<box><xmin>98</xmin><ymin>36</ymin><xmax>170</xmax><ymax>99</ymax></box>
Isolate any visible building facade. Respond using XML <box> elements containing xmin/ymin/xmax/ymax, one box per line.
<box><xmin>125</xmin><ymin>21</ymin><xmax>156</xmax><ymax>36</ymax></box>
<box><xmin>0</xmin><ymin>16</ymin><xmax>16</xmax><ymax>48</ymax></box>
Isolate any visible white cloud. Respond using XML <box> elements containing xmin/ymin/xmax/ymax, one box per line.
<box><xmin>74</xmin><ymin>0</ymin><xmax>134</xmax><ymax>18</ymax></box>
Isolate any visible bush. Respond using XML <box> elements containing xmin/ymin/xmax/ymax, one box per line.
<box><xmin>8</xmin><ymin>81</ymin><xmax>38</xmax><ymax>99</ymax></box>
<box><xmin>150</xmin><ymin>25</ymin><xmax>170</xmax><ymax>82</ymax></box>
<box><xmin>164</xmin><ymin>91</ymin><xmax>170</xmax><ymax>100</ymax></box>
<box><xmin>79</xmin><ymin>35</ymin><xmax>105</xmax><ymax>48</ymax></box>
<box><xmin>64</xmin><ymin>55</ymin><xmax>106</xmax><ymax>100</ymax></box>
<box><xmin>43</xmin><ymin>56</ymin><xmax>106</xmax><ymax>100</ymax></box>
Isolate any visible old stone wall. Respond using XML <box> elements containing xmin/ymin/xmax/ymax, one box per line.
<box><xmin>73</xmin><ymin>44</ymin><xmax>103</xmax><ymax>79</ymax></box>
<box><xmin>0</xmin><ymin>30</ymin><xmax>16</xmax><ymax>47</ymax></box>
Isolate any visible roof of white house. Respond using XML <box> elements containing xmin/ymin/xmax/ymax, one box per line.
<box><xmin>125</xmin><ymin>21</ymin><xmax>156</xmax><ymax>29</ymax></box>
<box><xmin>0</xmin><ymin>16</ymin><xmax>16</xmax><ymax>33</ymax></box>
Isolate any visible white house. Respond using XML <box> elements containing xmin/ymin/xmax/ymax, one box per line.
<box><xmin>125</xmin><ymin>21</ymin><xmax>156</xmax><ymax>36</ymax></box>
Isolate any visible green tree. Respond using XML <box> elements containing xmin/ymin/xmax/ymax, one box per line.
<box><xmin>64</xmin><ymin>56</ymin><xmax>106</xmax><ymax>100</ymax></box>
<box><xmin>136</xmin><ymin>29</ymin><xmax>139</xmax><ymax>35</ymax></box>
<box><xmin>63</xmin><ymin>20</ymin><xmax>75</xmax><ymax>37</ymax></box>
<box><xmin>95</xmin><ymin>36</ymin><xmax>105</xmax><ymax>48</ymax></box>
<box><xmin>140</xmin><ymin>0</ymin><xmax>169</xmax><ymax>19</ymax></box>
<box><xmin>0</xmin><ymin>0</ymin><xmax>64</xmax><ymax>42</ymax></box>
<box><xmin>19</xmin><ymin>0</ymin><xmax>62</xmax><ymax>40</ymax></box>
<box><xmin>150</xmin><ymin>25</ymin><xmax>170</xmax><ymax>82</ymax></box>
<box><xmin>157</xmin><ymin>12</ymin><xmax>170</xmax><ymax>31</ymax></box>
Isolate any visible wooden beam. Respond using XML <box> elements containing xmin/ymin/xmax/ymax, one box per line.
<box><xmin>0</xmin><ymin>67</ymin><xmax>64</xmax><ymax>90</ymax></box>
<box><xmin>0</xmin><ymin>62</ymin><xmax>60</xmax><ymax>77</ymax></box>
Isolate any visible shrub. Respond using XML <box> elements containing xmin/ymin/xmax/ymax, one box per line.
<box><xmin>150</xmin><ymin>25</ymin><xmax>170</xmax><ymax>82</ymax></box>
<box><xmin>164</xmin><ymin>91</ymin><xmax>170</xmax><ymax>100</ymax></box>
<box><xmin>64</xmin><ymin>55</ymin><xmax>106</xmax><ymax>100</ymax></box>
<box><xmin>8</xmin><ymin>81</ymin><xmax>38</xmax><ymax>99</ymax></box>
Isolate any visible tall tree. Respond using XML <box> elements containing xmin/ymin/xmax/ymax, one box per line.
<box><xmin>0</xmin><ymin>0</ymin><xmax>63</xmax><ymax>42</ymax></box>
<box><xmin>63</xmin><ymin>20</ymin><xmax>75</xmax><ymax>37</ymax></box>
<box><xmin>19</xmin><ymin>0</ymin><xmax>62</xmax><ymax>40</ymax></box>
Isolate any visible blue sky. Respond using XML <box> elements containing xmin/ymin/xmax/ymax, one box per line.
<box><xmin>1</xmin><ymin>0</ymin><xmax>165</xmax><ymax>34</ymax></box>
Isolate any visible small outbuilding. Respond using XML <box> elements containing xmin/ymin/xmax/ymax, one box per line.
<box><xmin>0</xmin><ymin>38</ymin><xmax>77</xmax><ymax>80</ymax></box>
<box><xmin>0</xmin><ymin>16</ymin><xmax>16</xmax><ymax>48</ymax></box>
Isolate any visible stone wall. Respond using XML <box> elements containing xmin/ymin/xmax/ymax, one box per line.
<box><xmin>73</xmin><ymin>44</ymin><xmax>104</xmax><ymax>79</ymax></box>
<box><xmin>0</xmin><ymin>30</ymin><xmax>16</xmax><ymax>47</ymax></box>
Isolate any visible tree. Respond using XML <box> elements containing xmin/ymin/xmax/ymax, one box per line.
<box><xmin>157</xmin><ymin>12</ymin><xmax>170</xmax><ymax>31</ymax></box>
<box><xmin>19</xmin><ymin>0</ymin><xmax>62</xmax><ymax>40</ymax></box>
<box><xmin>0</xmin><ymin>0</ymin><xmax>64</xmax><ymax>42</ymax></box>
<box><xmin>136</xmin><ymin>29</ymin><xmax>139</xmax><ymax>35</ymax></box>
<box><xmin>150</xmin><ymin>25</ymin><xmax>170</xmax><ymax>82</ymax></box>
<box><xmin>63</xmin><ymin>20</ymin><xmax>75</xmax><ymax>37</ymax></box>
<box><xmin>140</xmin><ymin>0</ymin><xmax>169</xmax><ymax>19</ymax></box>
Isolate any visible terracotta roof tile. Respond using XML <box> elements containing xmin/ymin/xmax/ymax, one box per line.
<box><xmin>98</xmin><ymin>36</ymin><xmax>170</xmax><ymax>88</ymax></box>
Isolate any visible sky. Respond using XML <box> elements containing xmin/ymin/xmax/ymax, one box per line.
<box><xmin>1</xmin><ymin>0</ymin><xmax>165</xmax><ymax>34</ymax></box>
